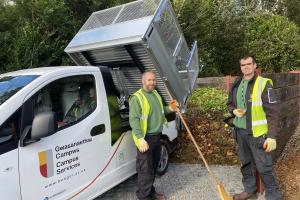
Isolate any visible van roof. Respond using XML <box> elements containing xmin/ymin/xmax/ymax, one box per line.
<box><xmin>1</xmin><ymin>66</ymin><xmax>98</xmax><ymax>77</ymax></box>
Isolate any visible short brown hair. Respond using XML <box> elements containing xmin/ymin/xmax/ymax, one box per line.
<box><xmin>239</xmin><ymin>53</ymin><xmax>256</xmax><ymax>64</ymax></box>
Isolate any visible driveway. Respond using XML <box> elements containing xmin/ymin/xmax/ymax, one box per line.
<box><xmin>96</xmin><ymin>163</ymin><xmax>248</xmax><ymax>200</ymax></box>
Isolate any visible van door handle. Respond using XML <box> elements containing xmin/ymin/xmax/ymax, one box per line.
<box><xmin>3</xmin><ymin>167</ymin><xmax>13</xmax><ymax>172</ymax></box>
<box><xmin>91</xmin><ymin>124</ymin><xmax>105</xmax><ymax>136</ymax></box>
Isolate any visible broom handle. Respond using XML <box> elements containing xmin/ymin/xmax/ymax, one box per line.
<box><xmin>166</xmin><ymin>87</ymin><xmax>219</xmax><ymax>188</ymax></box>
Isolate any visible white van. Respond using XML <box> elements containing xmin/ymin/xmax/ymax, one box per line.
<box><xmin>0</xmin><ymin>0</ymin><xmax>200</xmax><ymax>199</ymax></box>
<box><xmin>0</xmin><ymin>66</ymin><xmax>179</xmax><ymax>200</ymax></box>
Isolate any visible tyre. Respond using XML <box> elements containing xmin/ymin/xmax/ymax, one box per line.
<box><xmin>156</xmin><ymin>140</ymin><xmax>170</xmax><ymax>176</ymax></box>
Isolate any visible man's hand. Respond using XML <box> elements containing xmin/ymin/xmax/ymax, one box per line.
<box><xmin>138</xmin><ymin>138</ymin><xmax>149</xmax><ymax>153</ymax></box>
<box><xmin>169</xmin><ymin>100</ymin><xmax>179</xmax><ymax>112</ymax></box>
<box><xmin>263</xmin><ymin>138</ymin><xmax>277</xmax><ymax>152</ymax></box>
<box><xmin>233</xmin><ymin>108</ymin><xmax>246</xmax><ymax>117</ymax></box>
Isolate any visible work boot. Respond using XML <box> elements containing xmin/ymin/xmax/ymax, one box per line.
<box><xmin>233</xmin><ymin>191</ymin><xmax>257</xmax><ymax>200</ymax></box>
<box><xmin>150</xmin><ymin>192</ymin><xmax>165</xmax><ymax>200</ymax></box>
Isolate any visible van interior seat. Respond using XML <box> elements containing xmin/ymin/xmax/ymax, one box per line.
<box><xmin>34</xmin><ymin>90</ymin><xmax>53</xmax><ymax>115</ymax></box>
<box><xmin>61</xmin><ymin>82</ymin><xmax>79</xmax><ymax>117</ymax></box>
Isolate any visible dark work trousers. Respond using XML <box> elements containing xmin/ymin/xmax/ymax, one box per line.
<box><xmin>235</xmin><ymin>128</ymin><xmax>282</xmax><ymax>200</ymax></box>
<box><xmin>136</xmin><ymin>134</ymin><xmax>161</xmax><ymax>200</ymax></box>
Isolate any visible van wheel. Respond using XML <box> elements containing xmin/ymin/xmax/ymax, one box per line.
<box><xmin>156</xmin><ymin>140</ymin><xmax>170</xmax><ymax>176</ymax></box>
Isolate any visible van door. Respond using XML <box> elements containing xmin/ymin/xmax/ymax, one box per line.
<box><xmin>0</xmin><ymin>109</ymin><xmax>22</xmax><ymax>200</ymax></box>
<box><xmin>18</xmin><ymin>72</ymin><xmax>111</xmax><ymax>200</ymax></box>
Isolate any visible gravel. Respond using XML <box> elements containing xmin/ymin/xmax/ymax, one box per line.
<box><xmin>96</xmin><ymin>164</ymin><xmax>248</xmax><ymax>200</ymax></box>
<box><xmin>275</xmin><ymin>124</ymin><xmax>300</xmax><ymax>200</ymax></box>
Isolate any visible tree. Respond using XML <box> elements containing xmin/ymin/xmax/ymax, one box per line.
<box><xmin>236</xmin><ymin>0</ymin><xmax>281</xmax><ymax>11</ymax></box>
<box><xmin>244</xmin><ymin>13</ymin><xmax>300</xmax><ymax>72</ymax></box>
<box><xmin>172</xmin><ymin>0</ymin><xmax>299</xmax><ymax>76</ymax></box>
<box><xmin>0</xmin><ymin>1</ymin><xmax>18</xmax><ymax>72</ymax></box>
<box><xmin>0</xmin><ymin>0</ymin><xmax>134</xmax><ymax>73</ymax></box>
<box><xmin>283</xmin><ymin>0</ymin><xmax>300</xmax><ymax>26</ymax></box>
<box><xmin>6</xmin><ymin>0</ymin><xmax>75</xmax><ymax>70</ymax></box>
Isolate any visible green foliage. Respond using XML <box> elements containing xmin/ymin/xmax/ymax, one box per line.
<box><xmin>237</xmin><ymin>0</ymin><xmax>279</xmax><ymax>11</ymax></box>
<box><xmin>0</xmin><ymin>0</ymin><xmax>75</xmax><ymax>72</ymax></box>
<box><xmin>284</xmin><ymin>0</ymin><xmax>300</xmax><ymax>26</ymax></box>
<box><xmin>244</xmin><ymin>14</ymin><xmax>300</xmax><ymax>72</ymax></box>
<box><xmin>188</xmin><ymin>87</ymin><xmax>228</xmax><ymax>117</ymax></box>
<box><xmin>0</xmin><ymin>0</ymin><xmax>133</xmax><ymax>73</ymax></box>
<box><xmin>173</xmin><ymin>0</ymin><xmax>299</xmax><ymax>76</ymax></box>
<box><xmin>0</xmin><ymin>1</ymin><xmax>17</xmax><ymax>32</ymax></box>
<box><xmin>9</xmin><ymin>0</ymin><xmax>74</xmax><ymax>70</ymax></box>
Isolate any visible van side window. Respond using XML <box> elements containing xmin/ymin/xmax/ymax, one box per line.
<box><xmin>31</xmin><ymin>75</ymin><xmax>97</xmax><ymax>129</ymax></box>
<box><xmin>0</xmin><ymin>109</ymin><xmax>21</xmax><ymax>154</ymax></box>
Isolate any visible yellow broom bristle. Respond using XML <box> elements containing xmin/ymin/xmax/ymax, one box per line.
<box><xmin>217</xmin><ymin>184</ymin><xmax>232</xmax><ymax>200</ymax></box>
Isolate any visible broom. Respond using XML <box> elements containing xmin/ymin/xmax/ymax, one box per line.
<box><xmin>166</xmin><ymin>86</ymin><xmax>232</xmax><ymax>200</ymax></box>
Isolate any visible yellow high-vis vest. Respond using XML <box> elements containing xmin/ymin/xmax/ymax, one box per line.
<box><xmin>251</xmin><ymin>76</ymin><xmax>273</xmax><ymax>137</ymax></box>
<box><xmin>131</xmin><ymin>89</ymin><xmax>168</xmax><ymax>147</ymax></box>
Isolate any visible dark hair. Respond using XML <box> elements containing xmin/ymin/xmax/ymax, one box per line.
<box><xmin>239</xmin><ymin>53</ymin><xmax>256</xmax><ymax>64</ymax></box>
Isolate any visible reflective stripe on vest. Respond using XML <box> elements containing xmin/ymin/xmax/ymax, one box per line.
<box><xmin>251</xmin><ymin>76</ymin><xmax>273</xmax><ymax>137</ymax></box>
<box><xmin>131</xmin><ymin>89</ymin><xmax>167</xmax><ymax>147</ymax></box>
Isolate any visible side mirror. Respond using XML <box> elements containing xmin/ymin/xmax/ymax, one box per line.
<box><xmin>20</xmin><ymin>112</ymin><xmax>57</xmax><ymax>147</ymax></box>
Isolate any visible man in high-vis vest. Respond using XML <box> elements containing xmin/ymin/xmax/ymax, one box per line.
<box><xmin>64</xmin><ymin>84</ymin><xmax>95</xmax><ymax>124</ymax></box>
<box><xmin>129</xmin><ymin>70</ymin><xmax>177</xmax><ymax>200</ymax></box>
<box><xmin>227</xmin><ymin>54</ymin><xmax>282</xmax><ymax>200</ymax></box>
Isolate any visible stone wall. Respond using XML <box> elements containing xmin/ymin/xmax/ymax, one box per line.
<box><xmin>263</xmin><ymin>73</ymin><xmax>299</xmax><ymax>160</ymax></box>
<box><xmin>289</xmin><ymin>70</ymin><xmax>300</xmax><ymax>119</ymax></box>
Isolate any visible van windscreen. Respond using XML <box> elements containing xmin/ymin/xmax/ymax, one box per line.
<box><xmin>0</xmin><ymin>75</ymin><xmax>39</xmax><ymax>105</ymax></box>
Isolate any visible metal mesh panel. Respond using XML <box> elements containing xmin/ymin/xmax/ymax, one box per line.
<box><xmin>174</xmin><ymin>39</ymin><xmax>190</xmax><ymax>90</ymax></box>
<box><xmin>94</xmin><ymin>7</ymin><xmax>122</xmax><ymax>26</ymax></box>
<box><xmin>80</xmin><ymin>15</ymin><xmax>102</xmax><ymax>32</ymax></box>
<box><xmin>156</xmin><ymin>3</ymin><xmax>181</xmax><ymax>58</ymax></box>
<box><xmin>79</xmin><ymin>0</ymin><xmax>161</xmax><ymax>32</ymax></box>
<box><xmin>153</xmin><ymin>1</ymin><xmax>199</xmax><ymax>93</ymax></box>
<box><xmin>187</xmin><ymin>42</ymin><xmax>200</xmax><ymax>90</ymax></box>
<box><xmin>80</xmin><ymin>7</ymin><xmax>122</xmax><ymax>32</ymax></box>
<box><xmin>174</xmin><ymin>40</ymin><xmax>189</xmax><ymax>71</ymax></box>
<box><xmin>115</xmin><ymin>0</ymin><xmax>160</xmax><ymax>23</ymax></box>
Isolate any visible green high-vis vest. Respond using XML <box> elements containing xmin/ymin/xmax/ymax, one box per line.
<box><xmin>131</xmin><ymin>89</ymin><xmax>167</xmax><ymax>147</ymax></box>
<box><xmin>251</xmin><ymin>76</ymin><xmax>273</xmax><ymax>137</ymax></box>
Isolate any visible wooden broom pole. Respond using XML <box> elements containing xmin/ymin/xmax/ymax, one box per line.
<box><xmin>165</xmin><ymin>86</ymin><xmax>231</xmax><ymax>200</ymax></box>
